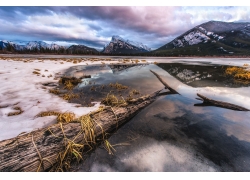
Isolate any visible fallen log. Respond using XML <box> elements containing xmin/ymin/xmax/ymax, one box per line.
<box><xmin>0</xmin><ymin>91</ymin><xmax>161</xmax><ymax>172</ymax></box>
<box><xmin>150</xmin><ymin>70</ymin><xmax>179</xmax><ymax>94</ymax></box>
<box><xmin>195</xmin><ymin>93</ymin><xmax>250</xmax><ymax>111</ymax></box>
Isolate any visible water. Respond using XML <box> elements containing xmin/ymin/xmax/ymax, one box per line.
<box><xmin>65</xmin><ymin>61</ymin><xmax>250</xmax><ymax>172</ymax></box>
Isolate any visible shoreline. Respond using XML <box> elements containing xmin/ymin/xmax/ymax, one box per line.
<box><xmin>1</xmin><ymin>53</ymin><xmax>250</xmax><ymax>59</ymax></box>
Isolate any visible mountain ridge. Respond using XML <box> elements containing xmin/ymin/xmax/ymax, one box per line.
<box><xmin>102</xmin><ymin>35</ymin><xmax>151</xmax><ymax>54</ymax></box>
<box><xmin>153</xmin><ymin>20</ymin><xmax>250</xmax><ymax>56</ymax></box>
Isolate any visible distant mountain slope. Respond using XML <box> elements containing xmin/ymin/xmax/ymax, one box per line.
<box><xmin>0</xmin><ymin>40</ymin><xmax>99</xmax><ymax>54</ymax></box>
<box><xmin>0</xmin><ymin>40</ymin><xmax>65</xmax><ymax>51</ymax></box>
<box><xmin>102</xmin><ymin>35</ymin><xmax>151</xmax><ymax>54</ymax></box>
<box><xmin>67</xmin><ymin>45</ymin><xmax>99</xmax><ymax>54</ymax></box>
<box><xmin>153</xmin><ymin>21</ymin><xmax>250</xmax><ymax>56</ymax></box>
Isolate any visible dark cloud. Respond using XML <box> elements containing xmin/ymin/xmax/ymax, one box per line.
<box><xmin>1</xmin><ymin>6</ymin><xmax>250</xmax><ymax>49</ymax></box>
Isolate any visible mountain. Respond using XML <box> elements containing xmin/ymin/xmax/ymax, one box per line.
<box><xmin>67</xmin><ymin>45</ymin><xmax>99</xmax><ymax>54</ymax></box>
<box><xmin>0</xmin><ymin>40</ymin><xmax>99</xmax><ymax>54</ymax></box>
<box><xmin>153</xmin><ymin>21</ymin><xmax>250</xmax><ymax>56</ymax></box>
<box><xmin>102</xmin><ymin>35</ymin><xmax>151</xmax><ymax>54</ymax></box>
<box><xmin>0</xmin><ymin>40</ymin><xmax>65</xmax><ymax>51</ymax></box>
<box><xmin>24</xmin><ymin>41</ymin><xmax>63</xmax><ymax>50</ymax></box>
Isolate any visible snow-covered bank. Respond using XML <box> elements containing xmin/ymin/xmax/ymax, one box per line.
<box><xmin>0</xmin><ymin>58</ymin><xmax>121</xmax><ymax>141</ymax></box>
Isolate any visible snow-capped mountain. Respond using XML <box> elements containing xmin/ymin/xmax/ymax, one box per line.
<box><xmin>154</xmin><ymin>21</ymin><xmax>250</xmax><ymax>56</ymax></box>
<box><xmin>102</xmin><ymin>35</ymin><xmax>151</xmax><ymax>54</ymax></box>
<box><xmin>0</xmin><ymin>40</ymin><xmax>65</xmax><ymax>51</ymax></box>
<box><xmin>24</xmin><ymin>41</ymin><xmax>63</xmax><ymax>50</ymax></box>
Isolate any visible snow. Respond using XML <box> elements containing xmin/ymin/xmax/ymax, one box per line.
<box><xmin>198</xmin><ymin>26</ymin><xmax>207</xmax><ymax>33</ymax></box>
<box><xmin>110</xmin><ymin>35</ymin><xmax>151</xmax><ymax>51</ymax></box>
<box><xmin>0</xmin><ymin>58</ymin><xmax>120</xmax><ymax>141</ymax></box>
<box><xmin>0</xmin><ymin>40</ymin><xmax>64</xmax><ymax>51</ymax></box>
<box><xmin>173</xmin><ymin>39</ymin><xmax>184</xmax><ymax>47</ymax></box>
<box><xmin>183</xmin><ymin>31</ymin><xmax>210</xmax><ymax>45</ymax></box>
<box><xmin>207</xmin><ymin>32</ymin><xmax>213</xmax><ymax>35</ymax></box>
<box><xmin>218</xmin><ymin>47</ymin><xmax>227</xmax><ymax>52</ymax></box>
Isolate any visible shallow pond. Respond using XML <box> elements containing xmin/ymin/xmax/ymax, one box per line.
<box><xmin>65</xmin><ymin>61</ymin><xmax>250</xmax><ymax>172</ymax></box>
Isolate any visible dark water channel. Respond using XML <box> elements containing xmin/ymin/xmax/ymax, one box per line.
<box><xmin>66</xmin><ymin>62</ymin><xmax>250</xmax><ymax>172</ymax></box>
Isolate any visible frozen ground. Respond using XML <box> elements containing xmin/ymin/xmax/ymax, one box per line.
<box><xmin>0</xmin><ymin>57</ymin><xmax>124</xmax><ymax>141</ymax></box>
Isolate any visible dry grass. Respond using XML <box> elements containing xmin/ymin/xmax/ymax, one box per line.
<box><xmin>109</xmin><ymin>82</ymin><xmax>128</xmax><ymax>90</ymax></box>
<box><xmin>37</xmin><ymin>111</ymin><xmax>61</xmax><ymax>117</ymax></box>
<box><xmin>130</xmin><ymin>89</ymin><xmax>140</xmax><ymax>95</ymax></box>
<box><xmin>52</xmin><ymin>109</ymin><xmax>103</xmax><ymax>171</ymax></box>
<box><xmin>57</xmin><ymin>113</ymin><xmax>76</xmax><ymax>123</ymax></box>
<box><xmin>7</xmin><ymin>106</ymin><xmax>24</xmax><ymax>116</ymax></box>
<box><xmin>103</xmin><ymin>140</ymin><xmax>116</xmax><ymax>155</ymax></box>
<box><xmin>61</xmin><ymin>93</ymin><xmax>79</xmax><ymax>101</ymax></box>
<box><xmin>225</xmin><ymin>66</ymin><xmax>250</xmax><ymax>81</ymax></box>
<box><xmin>101</xmin><ymin>93</ymin><xmax>127</xmax><ymax>107</ymax></box>
<box><xmin>33</xmin><ymin>71</ymin><xmax>41</xmax><ymax>75</ymax></box>
<box><xmin>37</xmin><ymin>111</ymin><xmax>75</xmax><ymax>123</ymax></box>
<box><xmin>49</xmin><ymin>88</ymin><xmax>61</xmax><ymax>95</ymax></box>
<box><xmin>63</xmin><ymin>81</ymin><xmax>74</xmax><ymax>90</ymax></box>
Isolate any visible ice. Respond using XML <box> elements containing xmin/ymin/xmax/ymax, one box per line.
<box><xmin>0</xmin><ymin>58</ymin><xmax>119</xmax><ymax>141</ymax></box>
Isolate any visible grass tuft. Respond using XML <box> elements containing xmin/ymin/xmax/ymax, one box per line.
<box><xmin>225</xmin><ymin>66</ymin><xmax>250</xmax><ymax>82</ymax></box>
<box><xmin>8</xmin><ymin>106</ymin><xmax>24</xmax><ymax>116</ymax></box>
<box><xmin>101</xmin><ymin>93</ymin><xmax>127</xmax><ymax>107</ymax></box>
<box><xmin>49</xmin><ymin>88</ymin><xmax>61</xmax><ymax>95</ymax></box>
<box><xmin>109</xmin><ymin>82</ymin><xmax>128</xmax><ymax>90</ymax></box>
<box><xmin>61</xmin><ymin>93</ymin><xmax>79</xmax><ymax>101</ymax></box>
<box><xmin>37</xmin><ymin>111</ymin><xmax>75</xmax><ymax>123</ymax></box>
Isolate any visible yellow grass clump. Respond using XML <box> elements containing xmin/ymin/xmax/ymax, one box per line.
<box><xmin>130</xmin><ymin>89</ymin><xmax>140</xmax><ymax>95</ymax></box>
<box><xmin>37</xmin><ymin>111</ymin><xmax>75</xmax><ymax>123</ymax></box>
<box><xmin>225</xmin><ymin>66</ymin><xmax>250</xmax><ymax>81</ymax></box>
<box><xmin>61</xmin><ymin>93</ymin><xmax>79</xmax><ymax>101</ymax></box>
<box><xmin>109</xmin><ymin>82</ymin><xmax>128</xmax><ymax>90</ymax></box>
<box><xmin>101</xmin><ymin>93</ymin><xmax>127</xmax><ymax>107</ymax></box>
<box><xmin>63</xmin><ymin>81</ymin><xmax>74</xmax><ymax>90</ymax></box>
<box><xmin>49</xmin><ymin>88</ymin><xmax>61</xmax><ymax>95</ymax></box>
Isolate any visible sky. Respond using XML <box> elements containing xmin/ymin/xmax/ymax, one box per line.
<box><xmin>1</xmin><ymin>1</ymin><xmax>250</xmax><ymax>50</ymax></box>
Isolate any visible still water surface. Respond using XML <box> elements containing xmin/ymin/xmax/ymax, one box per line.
<box><xmin>65</xmin><ymin>60</ymin><xmax>250</xmax><ymax>171</ymax></box>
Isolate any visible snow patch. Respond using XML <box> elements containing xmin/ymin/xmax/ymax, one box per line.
<box><xmin>183</xmin><ymin>31</ymin><xmax>210</xmax><ymax>45</ymax></box>
<box><xmin>0</xmin><ymin>58</ymin><xmax>120</xmax><ymax>141</ymax></box>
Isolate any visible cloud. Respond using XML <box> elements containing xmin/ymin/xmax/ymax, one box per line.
<box><xmin>1</xmin><ymin>6</ymin><xmax>250</xmax><ymax>49</ymax></box>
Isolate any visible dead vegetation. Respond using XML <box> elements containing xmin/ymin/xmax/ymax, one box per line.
<box><xmin>33</xmin><ymin>71</ymin><xmax>40</xmax><ymax>75</ymax></box>
<box><xmin>109</xmin><ymin>82</ymin><xmax>128</xmax><ymax>90</ymax></box>
<box><xmin>61</xmin><ymin>93</ymin><xmax>79</xmax><ymax>101</ymax></box>
<box><xmin>225</xmin><ymin>66</ymin><xmax>250</xmax><ymax>83</ymax></box>
<box><xmin>101</xmin><ymin>93</ymin><xmax>127</xmax><ymax>107</ymax></box>
<box><xmin>37</xmin><ymin>111</ymin><xmax>76</xmax><ymax>123</ymax></box>
<box><xmin>7</xmin><ymin>106</ymin><xmax>24</xmax><ymax>116</ymax></box>
<box><xmin>49</xmin><ymin>76</ymin><xmax>82</xmax><ymax>102</ymax></box>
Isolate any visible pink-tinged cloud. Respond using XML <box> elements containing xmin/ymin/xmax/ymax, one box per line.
<box><xmin>1</xmin><ymin>6</ymin><xmax>250</xmax><ymax>49</ymax></box>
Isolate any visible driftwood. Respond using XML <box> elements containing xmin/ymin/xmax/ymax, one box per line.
<box><xmin>0</xmin><ymin>91</ymin><xmax>160</xmax><ymax>172</ymax></box>
<box><xmin>195</xmin><ymin>93</ymin><xmax>249</xmax><ymax>111</ymax></box>
<box><xmin>150</xmin><ymin>70</ymin><xmax>179</xmax><ymax>94</ymax></box>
